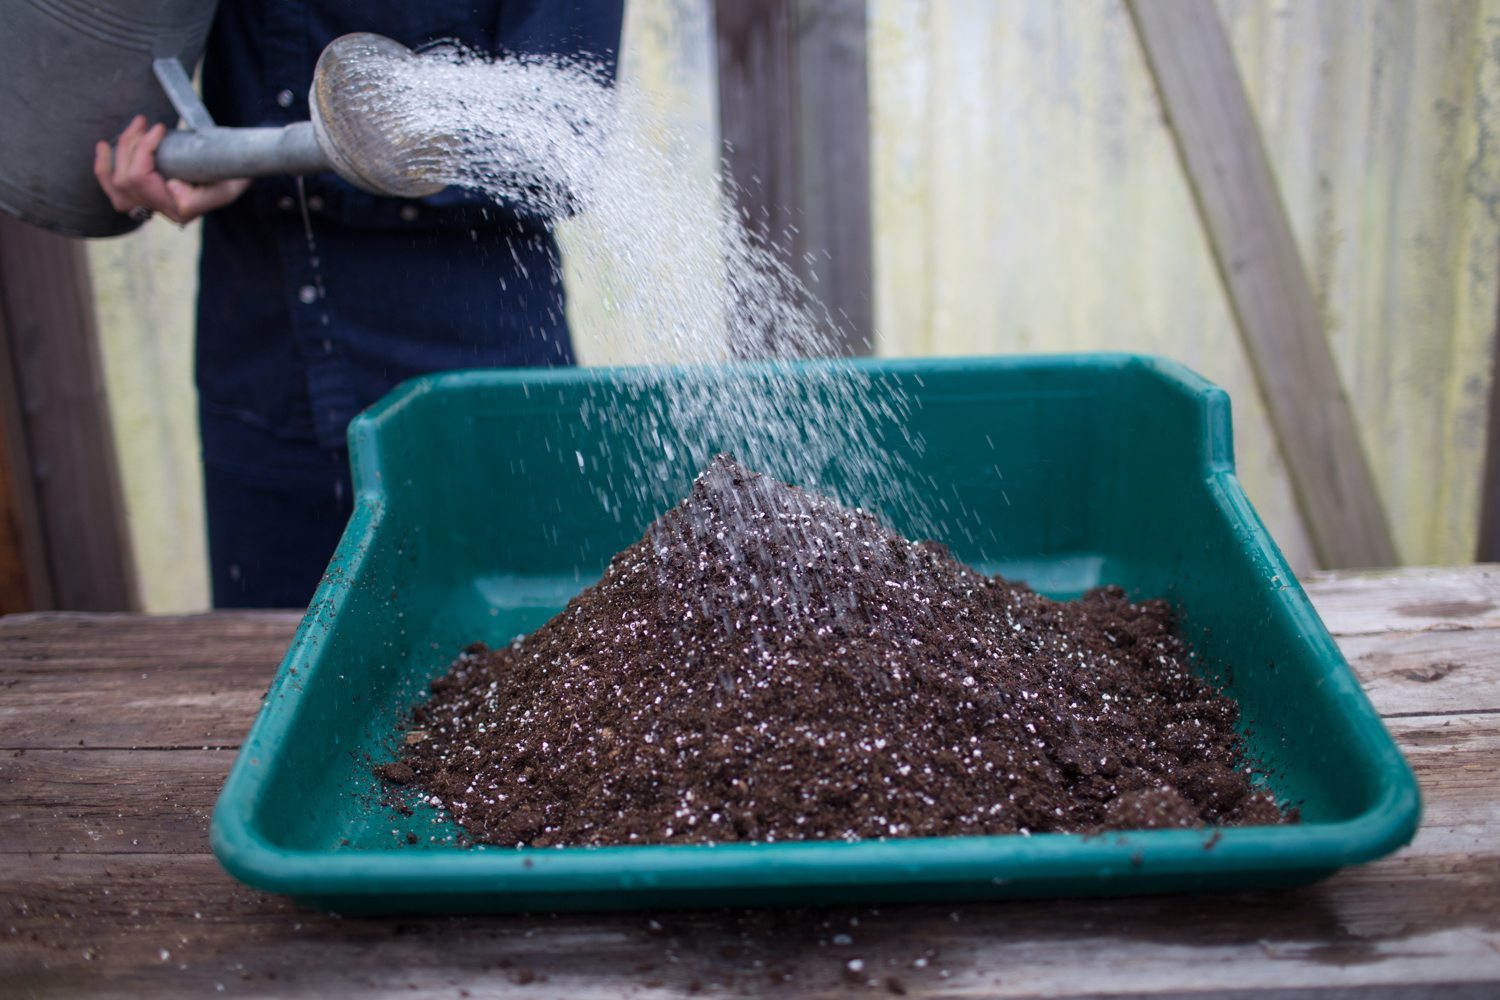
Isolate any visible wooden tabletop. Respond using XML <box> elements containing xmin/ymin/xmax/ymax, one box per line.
<box><xmin>2</xmin><ymin>566</ymin><xmax>1498</xmax><ymax>999</ymax></box>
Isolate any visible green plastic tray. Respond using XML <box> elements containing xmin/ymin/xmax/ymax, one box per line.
<box><xmin>211</xmin><ymin>354</ymin><xmax>1420</xmax><ymax>913</ymax></box>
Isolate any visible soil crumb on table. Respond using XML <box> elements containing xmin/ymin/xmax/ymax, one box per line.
<box><xmin>388</xmin><ymin>456</ymin><xmax>1291</xmax><ymax>847</ymax></box>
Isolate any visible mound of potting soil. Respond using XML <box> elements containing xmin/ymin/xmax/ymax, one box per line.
<box><xmin>381</xmin><ymin>455</ymin><xmax>1291</xmax><ymax>847</ymax></box>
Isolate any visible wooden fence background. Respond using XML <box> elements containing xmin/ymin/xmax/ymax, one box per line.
<box><xmin>83</xmin><ymin>0</ymin><xmax>1498</xmax><ymax>609</ymax></box>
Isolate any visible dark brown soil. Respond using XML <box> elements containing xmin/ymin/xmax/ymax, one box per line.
<box><xmin>386</xmin><ymin>456</ymin><xmax>1290</xmax><ymax>847</ymax></box>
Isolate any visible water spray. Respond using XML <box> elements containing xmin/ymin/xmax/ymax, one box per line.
<box><xmin>159</xmin><ymin>33</ymin><xmax>447</xmax><ymax>202</ymax></box>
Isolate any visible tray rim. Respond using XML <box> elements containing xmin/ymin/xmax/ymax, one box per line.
<box><xmin>210</xmin><ymin>352</ymin><xmax>1422</xmax><ymax>908</ymax></box>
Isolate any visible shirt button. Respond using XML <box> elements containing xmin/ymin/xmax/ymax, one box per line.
<box><xmin>307</xmin><ymin>195</ymin><xmax>324</xmax><ymax>212</ymax></box>
<box><xmin>298</xmin><ymin>285</ymin><xmax>318</xmax><ymax>305</ymax></box>
<box><xmin>399</xmin><ymin>204</ymin><xmax>420</xmax><ymax>222</ymax></box>
<box><xmin>277</xmin><ymin>195</ymin><xmax>295</xmax><ymax>211</ymax></box>
<box><xmin>276</xmin><ymin>89</ymin><xmax>295</xmax><ymax>108</ymax></box>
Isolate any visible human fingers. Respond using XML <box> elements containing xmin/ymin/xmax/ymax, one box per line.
<box><xmin>94</xmin><ymin>140</ymin><xmax>134</xmax><ymax>213</ymax></box>
<box><xmin>117</xmin><ymin>122</ymin><xmax>187</xmax><ymax>220</ymax></box>
<box><xmin>110</xmin><ymin>116</ymin><xmax>149</xmax><ymax>194</ymax></box>
<box><xmin>165</xmin><ymin>177</ymin><xmax>251</xmax><ymax>223</ymax></box>
<box><xmin>97</xmin><ymin>117</ymin><xmax>167</xmax><ymax>218</ymax></box>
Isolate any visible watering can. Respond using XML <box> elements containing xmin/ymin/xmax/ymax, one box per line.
<box><xmin>0</xmin><ymin>0</ymin><xmax>443</xmax><ymax>238</ymax></box>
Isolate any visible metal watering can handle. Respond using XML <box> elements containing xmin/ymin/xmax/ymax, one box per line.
<box><xmin>153</xmin><ymin>58</ymin><xmax>330</xmax><ymax>183</ymax></box>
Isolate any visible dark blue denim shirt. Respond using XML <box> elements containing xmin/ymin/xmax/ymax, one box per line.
<box><xmin>196</xmin><ymin>0</ymin><xmax>623</xmax><ymax>449</ymax></box>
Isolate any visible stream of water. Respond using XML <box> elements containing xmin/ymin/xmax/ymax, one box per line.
<box><xmin>351</xmin><ymin>40</ymin><xmax>976</xmax><ymax>565</ymax></box>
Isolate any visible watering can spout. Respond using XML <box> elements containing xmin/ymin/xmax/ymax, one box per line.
<box><xmin>153</xmin><ymin>34</ymin><xmax>446</xmax><ymax>201</ymax></box>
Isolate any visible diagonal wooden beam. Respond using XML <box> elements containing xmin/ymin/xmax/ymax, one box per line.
<box><xmin>1127</xmin><ymin>0</ymin><xmax>1397</xmax><ymax>569</ymax></box>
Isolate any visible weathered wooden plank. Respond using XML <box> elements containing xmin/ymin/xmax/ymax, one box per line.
<box><xmin>0</xmin><ymin>564</ymin><xmax>1475</xmax><ymax>672</ymax></box>
<box><xmin>1479</xmin><ymin>261</ymin><xmax>1500</xmax><ymax>562</ymax></box>
<box><xmin>1126</xmin><ymin>1</ymin><xmax>1397</xmax><ymax>570</ymax></box>
<box><xmin>0</xmin><ymin>216</ymin><xmax>138</xmax><ymax>609</ymax></box>
<box><xmin>715</xmin><ymin>0</ymin><xmax>796</xmax><ymax>261</ymax></box>
<box><xmin>0</xmin><ymin>626</ymin><xmax>1482</xmax><ymax>749</ymax></box>
<box><xmin>0</xmin><ymin>565</ymin><xmax>1484</xmax><ymax>675</ymax></box>
<box><xmin>1389</xmin><ymin>714</ymin><xmax>1500</xmax><ymax>859</ymax></box>
<box><xmin>0</xmin><ymin>660</ymin><xmax>268</xmax><ymax>751</ymax></box>
<box><xmin>1301</xmin><ymin>565</ymin><xmax>1500</xmax><ymax>637</ymax></box>
<box><xmin>869</xmin><ymin>3</ymin><xmax>1499</xmax><ymax>572</ymax></box>
<box><xmin>1339</xmin><ymin>628</ymin><xmax>1500</xmax><ymax>718</ymax></box>
<box><xmin>0</xmin><ymin>750</ymin><xmax>229</xmax><ymax>855</ymax></box>
<box><xmin>0</xmin><ymin>612</ymin><xmax>296</xmax><ymax>750</ymax></box>
<box><xmin>85</xmin><ymin>216</ymin><xmax>210</xmax><ymax>614</ymax></box>
<box><xmin>0</xmin><ymin>293</ymin><xmax>50</xmax><ymax>612</ymax></box>
<box><xmin>0</xmin><ymin>611</ymin><xmax>300</xmax><ymax>668</ymax></box>
<box><xmin>3</xmin><ymin>843</ymin><xmax>1496</xmax><ymax>1000</ymax></box>
<box><xmin>0</xmin><ymin>671</ymin><xmax>264</xmax><ymax>750</ymax></box>
<box><xmin>789</xmin><ymin>0</ymin><xmax>873</xmax><ymax>356</ymax></box>
<box><xmin>4</xmin><ymin>600</ymin><xmax>1491</xmax><ymax>753</ymax></box>
<box><xmin>715</xmin><ymin>0</ymin><xmax>873</xmax><ymax>357</ymax></box>
<box><xmin>0</xmin><ymin>713</ymin><xmax>1492</xmax><ymax>865</ymax></box>
<box><xmin>0</xmin><ymin>612</ymin><xmax>297</xmax><ymax>677</ymax></box>
<box><xmin>0</xmin><ymin>591</ymin><xmax>1496</xmax><ymax>997</ymax></box>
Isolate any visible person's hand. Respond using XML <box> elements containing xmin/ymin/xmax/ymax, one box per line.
<box><xmin>94</xmin><ymin>115</ymin><xmax>251</xmax><ymax>225</ymax></box>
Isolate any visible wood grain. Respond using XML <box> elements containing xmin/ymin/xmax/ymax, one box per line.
<box><xmin>1301</xmin><ymin>565</ymin><xmax>1500</xmax><ymax>636</ymax></box>
<box><xmin>0</xmin><ymin>610</ymin><xmax>298</xmax><ymax>670</ymax></box>
<box><xmin>1479</xmin><ymin>252</ymin><xmax>1500</xmax><ymax>561</ymax></box>
<box><xmin>0</xmin><ymin>714</ymin><xmax>1492</xmax><ymax>861</ymax></box>
<box><xmin>0</xmin><ymin>750</ymin><xmax>230</xmax><ymax>855</ymax></box>
<box><xmin>0</xmin><ymin>216</ymin><xmax>138</xmax><ymax>609</ymax></box>
<box><xmin>1339</xmin><ymin>628</ymin><xmax>1500</xmax><ymax>718</ymax></box>
<box><xmin>715</xmin><ymin>0</ymin><xmax>873</xmax><ymax>357</ymax></box>
<box><xmin>1126</xmin><ymin>1</ymin><xmax>1396</xmax><ymax>570</ymax></box>
<box><xmin>0</xmin><ymin>239</ymin><xmax>53</xmax><ymax>613</ymax></box>
<box><xmin>0</xmin><ymin>611</ymin><xmax>296</xmax><ymax>751</ymax></box>
<box><xmin>869</xmin><ymin>4</ymin><xmax>1498</xmax><ymax>570</ymax></box>
<box><xmin>2</xmin><ymin>846</ymin><xmax>1497</xmax><ymax>1000</ymax></box>
<box><xmin>1</xmin><ymin>567</ymin><xmax>1497</xmax><ymax>997</ymax></box>
<box><xmin>0</xmin><ymin>386</ymin><xmax>42</xmax><ymax>613</ymax></box>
